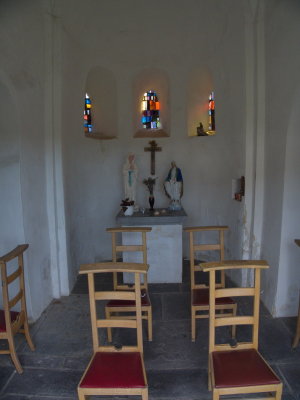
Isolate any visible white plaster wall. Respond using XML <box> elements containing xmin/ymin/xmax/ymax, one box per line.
<box><xmin>0</xmin><ymin>1</ymin><xmax>53</xmax><ymax>320</ymax></box>
<box><xmin>0</xmin><ymin>82</ymin><xmax>25</xmax><ymax>310</ymax></box>
<box><xmin>59</xmin><ymin>0</ymin><xmax>246</xmax><ymax>284</ymax></box>
<box><xmin>276</xmin><ymin>88</ymin><xmax>300</xmax><ymax>317</ymax></box>
<box><xmin>262</xmin><ymin>0</ymin><xmax>300</xmax><ymax>316</ymax></box>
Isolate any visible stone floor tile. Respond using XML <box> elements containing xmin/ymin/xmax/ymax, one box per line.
<box><xmin>259</xmin><ymin>316</ymin><xmax>300</xmax><ymax>363</ymax></box>
<box><xmin>3</xmin><ymin>368</ymin><xmax>82</xmax><ymax>398</ymax></box>
<box><xmin>0</xmin><ymin>367</ymin><xmax>15</xmax><ymax>394</ymax></box>
<box><xmin>162</xmin><ymin>292</ymin><xmax>190</xmax><ymax>320</ymax></box>
<box><xmin>151</xmin><ymin>293</ymin><xmax>163</xmax><ymax>321</ymax></box>
<box><xmin>144</xmin><ymin>320</ymin><xmax>208</xmax><ymax>370</ymax></box>
<box><xmin>148</xmin><ymin>368</ymin><xmax>211</xmax><ymax>399</ymax></box>
<box><xmin>16</xmin><ymin>353</ymin><xmax>65</xmax><ymax>369</ymax></box>
<box><xmin>278</xmin><ymin>363</ymin><xmax>300</xmax><ymax>399</ymax></box>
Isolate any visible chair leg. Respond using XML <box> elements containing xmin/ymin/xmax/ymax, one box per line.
<box><xmin>142</xmin><ymin>388</ymin><xmax>148</xmax><ymax>400</ymax></box>
<box><xmin>275</xmin><ymin>383</ymin><xmax>283</xmax><ymax>400</ymax></box>
<box><xmin>105</xmin><ymin>308</ymin><xmax>113</xmax><ymax>342</ymax></box>
<box><xmin>7</xmin><ymin>336</ymin><xmax>23</xmax><ymax>374</ymax></box>
<box><xmin>292</xmin><ymin>295</ymin><xmax>300</xmax><ymax>348</ymax></box>
<box><xmin>231</xmin><ymin>304</ymin><xmax>237</xmax><ymax>339</ymax></box>
<box><xmin>191</xmin><ymin>308</ymin><xmax>196</xmax><ymax>342</ymax></box>
<box><xmin>77</xmin><ymin>388</ymin><xmax>85</xmax><ymax>400</ymax></box>
<box><xmin>213</xmin><ymin>389</ymin><xmax>219</xmax><ymax>400</ymax></box>
<box><xmin>23</xmin><ymin>320</ymin><xmax>35</xmax><ymax>351</ymax></box>
<box><xmin>208</xmin><ymin>358</ymin><xmax>212</xmax><ymax>391</ymax></box>
<box><xmin>148</xmin><ymin>308</ymin><xmax>153</xmax><ymax>341</ymax></box>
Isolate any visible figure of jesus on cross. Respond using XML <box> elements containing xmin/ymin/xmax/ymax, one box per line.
<box><xmin>144</xmin><ymin>140</ymin><xmax>162</xmax><ymax>176</ymax></box>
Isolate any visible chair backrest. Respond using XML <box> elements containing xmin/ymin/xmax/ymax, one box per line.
<box><xmin>106</xmin><ymin>227</ymin><xmax>152</xmax><ymax>290</ymax></box>
<box><xmin>0</xmin><ymin>244</ymin><xmax>29</xmax><ymax>334</ymax></box>
<box><xmin>79</xmin><ymin>262</ymin><xmax>148</xmax><ymax>353</ymax></box>
<box><xmin>201</xmin><ymin>260</ymin><xmax>269</xmax><ymax>354</ymax></box>
<box><xmin>184</xmin><ymin>226</ymin><xmax>228</xmax><ymax>290</ymax></box>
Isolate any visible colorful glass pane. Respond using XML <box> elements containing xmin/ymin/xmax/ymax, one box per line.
<box><xmin>141</xmin><ymin>90</ymin><xmax>161</xmax><ymax>129</ymax></box>
<box><xmin>208</xmin><ymin>92</ymin><xmax>215</xmax><ymax>131</ymax></box>
<box><xmin>84</xmin><ymin>93</ymin><xmax>92</xmax><ymax>133</ymax></box>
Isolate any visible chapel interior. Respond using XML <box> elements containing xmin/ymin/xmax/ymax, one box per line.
<box><xmin>0</xmin><ymin>0</ymin><xmax>300</xmax><ymax>398</ymax></box>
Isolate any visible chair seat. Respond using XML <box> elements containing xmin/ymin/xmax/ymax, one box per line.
<box><xmin>80</xmin><ymin>352</ymin><xmax>146</xmax><ymax>389</ymax></box>
<box><xmin>107</xmin><ymin>289</ymin><xmax>151</xmax><ymax>307</ymax></box>
<box><xmin>0</xmin><ymin>310</ymin><xmax>19</xmax><ymax>333</ymax></box>
<box><xmin>212</xmin><ymin>349</ymin><xmax>281</xmax><ymax>388</ymax></box>
<box><xmin>192</xmin><ymin>288</ymin><xmax>235</xmax><ymax>307</ymax></box>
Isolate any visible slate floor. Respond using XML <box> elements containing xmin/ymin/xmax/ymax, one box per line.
<box><xmin>1</xmin><ymin>262</ymin><xmax>300</xmax><ymax>400</ymax></box>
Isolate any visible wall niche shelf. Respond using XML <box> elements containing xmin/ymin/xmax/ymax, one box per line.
<box><xmin>189</xmin><ymin>130</ymin><xmax>216</xmax><ymax>138</ymax></box>
<box><xmin>134</xmin><ymin>129</ymin><xmax>169</xmax><ymax>138</ymax></box>
<box><xmin>85</xmin><ymin>132</ymin><xmax>116</xmax><ymax>140</ymax></box>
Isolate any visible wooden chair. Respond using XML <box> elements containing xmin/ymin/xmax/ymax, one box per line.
<box><xmin>105</xmin><ymin>227</ymin><xmax>153</xmax><ymax>341</ymax></box>
<box><xmin>0</xmin><ymin>244</ymin><xmax>35</xmax><ymax>373</ymax></box>
<box><xmin>78</xmin><ymin>262</ymin><xmax>148</xmax><ymax>400</ymax></box>
<box><xmin>292</xmin><ymin>239</ymin><xmax>300</xmax><ymax>348</ymax></box>
<box><xmin>202</xmin><ymin>260</ymin><xmax>282</xmax><ymax>400</ymax></box>
<box><xmin>184</xmin><ymin>226</ymin><xmax>237</xmax><ymax>341</ymax></box>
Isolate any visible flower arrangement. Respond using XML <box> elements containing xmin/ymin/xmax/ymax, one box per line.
<box><xmin>143</xmin><ymin>177</ymin><xmax>157</xmax><ymax>195</ymax></box>
<box><xmin>120</xmin><ymin>198</ymin><xmax>134</xmax><ymax>212</ymax></box>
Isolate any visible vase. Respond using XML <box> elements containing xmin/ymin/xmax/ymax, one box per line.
<box><xmin>124</xmin><ymin>205</ymin><xmax>134</xmax><ymax>216</ymax></box>
<box><xmin>149</xmin><ymin>195</ymin><xmax>155</xmax><ymax>210</ymax></box>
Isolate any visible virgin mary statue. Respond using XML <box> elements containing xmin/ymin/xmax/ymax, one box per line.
<box><xmin>164</xmin><ymin>161</ymin><xmax>183</xmax><ymax>210</ymax></box>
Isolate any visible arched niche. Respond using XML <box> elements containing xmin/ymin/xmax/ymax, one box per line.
<box><xmin>133</xmin><ymin>68</ymin><xmax>169</xmax><ymax>138</ymax></box>
<box><xmin>187</xmin><ymin>67</ymin><xmax>215</xmax><ymax>137</ymax></box>
<box><xmin>0</xmin><ymin>80</ymin><xmax>24</xmax><ymax>308</ymax></box>
<box><xmin>85</xmin><ymin>66</ymin><xmax>117</xmax><ymax>139</ymax></box>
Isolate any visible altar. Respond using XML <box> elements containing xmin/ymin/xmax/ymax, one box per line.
<box><xmin>116</xmin><ymin>208</ymin><xmax>187</xmax><ymax>283</ymax></box>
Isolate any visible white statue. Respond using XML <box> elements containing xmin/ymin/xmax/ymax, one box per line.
<box><xmin>164</xmin><ymin>161</ymin><xmax>183</xmax><ymax>210</ymax></box>
<box><xmin>123</xmin><ymin>153</ymin><xmax>138</xmax><ymax>204</ymax></box>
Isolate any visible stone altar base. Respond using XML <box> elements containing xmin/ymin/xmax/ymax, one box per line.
<box><xmin>123</xmin><ymin>224</ymin><xmax>183</xmax><ymax>283</ymax></box>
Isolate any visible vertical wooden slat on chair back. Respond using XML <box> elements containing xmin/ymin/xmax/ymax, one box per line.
<box><xmin>80</xmin><ymin>262</ymin><xmax>148</xmax><ymax>353</ymax></box>
<box><xmin>201</xmin><ymin>260</ymin><xmax>269</xmax><ymax>354</ymax></box>
<box><xmin>106</xmin><ymin>227</ymin><xmax>151</xmax><ymax>291</ymax></box>
<box><xmin>184</xmin><ymin>226</ymin><xmax>228</xmax><ymax>290</ymax></box>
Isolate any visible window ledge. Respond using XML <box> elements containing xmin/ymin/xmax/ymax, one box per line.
<box><xmin>189</xmin><ymin>130</ymin><xmax>216</xmax><ymax>137</ymax></box>
<box><xmin>85</xmin><ymin>132</ymin><xmax>116</xmax><ymax>140</ymax></box>
<box><xmin>134</xmin><ymin>129</ymin><xmax>169</xmax><ymax>138</ymax></box>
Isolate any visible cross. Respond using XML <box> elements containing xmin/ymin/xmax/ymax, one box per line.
<box><xmin>144</xmin><ymin>140</ymin><xmax>162</xmax><ymax>175</ymax></box>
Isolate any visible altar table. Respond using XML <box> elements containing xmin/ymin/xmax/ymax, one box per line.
<box><xmin>116</xmin><ymin>208</ymin><xmax>187</xmax><ymax>283</ymax></box>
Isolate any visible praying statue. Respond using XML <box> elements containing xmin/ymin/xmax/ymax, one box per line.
<box><xmin>164</xmin><ymin>161</ymin><xmax>183</xmax><ymax>210</ymax></box>
<box><xmin>123</xmin><ymin>153</ymin><xmax>138</xmax><ymax>204</ymax></box>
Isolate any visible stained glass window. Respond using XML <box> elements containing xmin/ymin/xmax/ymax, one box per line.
<box><xmin>141</xmin><ymin>90</ymin><xmax>161</xmax><ymax>129</ymax></box>
<box><xmin>208</xmin><ymin>91</ymin><xmax>215</xmax><ymax>131</ymax></box>
<box><xmin>84</xmin><ymin>93</ymin><xmax>92</xmax><ymax>133</ymax></box>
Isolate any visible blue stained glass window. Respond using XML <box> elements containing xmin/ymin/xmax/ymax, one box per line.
<box><xmin>84</xmin><ymin>93</ymin><xmax>92</xmax><ymax>133</ymax></box>
<box><xmin>141</xmin><ymin>90</ymin><xmax>161</xmax><ymax>129</ymax></box>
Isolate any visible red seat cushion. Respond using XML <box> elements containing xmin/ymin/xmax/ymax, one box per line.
<box><xmin>0</xmin><ymin>309</ymin><xmax>19</xmax><ymax>332</ymax></box>
<box><xmin>192</xmin><ymin>288</ymin><xmax>235</xmax><ymax>306</ymax></box>
<box><xmin>80</xmin><ymin>352</ymin><xmax>146</xmax><ymax>388</ymax></box>
<box><xmin>107</xmin><ymin>289</ymin><xmax>151</xmax><ymax>307</ymax></box>
<box><xmin>212</xmin><ymin>349</ymin><xmax>281</xmax><ymax>388</ymax></box>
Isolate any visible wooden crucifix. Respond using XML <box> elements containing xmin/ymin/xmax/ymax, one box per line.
<box><xmin>144</xmin><ymin>140</ymin><xmax>162</xmax><ymax>175</ymax></box>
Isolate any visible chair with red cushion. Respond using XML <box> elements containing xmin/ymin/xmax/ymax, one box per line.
<box><xmin>0</xmin><ymin>244</ymin><xmax>35</xmax><ymax>373</ymax></box>
<box><xmin>184</xmin><ymin>226</ymin><xmax>237</xmax><ymax>341</ymax></box>
<box><xmin>202</xmin><ymin>260</ymin><xmax>282</xmax><ymax>400</ymax></box>
<box><xmin>105</xmin><ymin>227</ymin><xmax>152</xmax><ymax>341</ymax></box>
<box><xmin>78</xmin><ymin>262</ymin><xmax>148</xmax><ymax>400</ymax></box>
